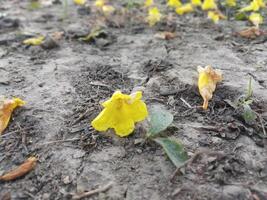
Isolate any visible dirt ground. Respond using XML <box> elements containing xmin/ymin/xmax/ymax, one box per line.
<box><xmin>1</xmin><ymin>0</ymin><xmax>267</xmax><ymax>199</ymax></box>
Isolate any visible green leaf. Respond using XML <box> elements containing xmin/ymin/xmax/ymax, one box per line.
<box><xmin>242</xmin><ymin>104</ymin><xmax>256</xmax><ymax>124</ymax></box>
<box><xmin>147</xmin><ymin>106</ymin><xmax>173</xmax><ymax>137</ymax></box>
<box><xmin>235</xmin><ymin>12</ymin><xmax>247</xmax><ymax>21</ymax></box>
<box><xmin>154</xmin><ymin>137</ymin><xmax>188</xmax><ymax>167</ymax></box>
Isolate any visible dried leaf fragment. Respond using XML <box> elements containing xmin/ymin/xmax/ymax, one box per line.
<box><xmin>154</xmin><ymin>32</ymin><xmax>176</xmax><ymax>40</ymax></box>
<box><xmin>0</xmin><ymin>157</ymin><xmax>37</xmax><ymax>181</ymax></box>
<box><xmin>236</xmin><ymin>27</ymin><xmax>266</xmax><ymax>39</ymax></box>
<box><xmin>197</xmin><ymin>65</ymin><xmax>222</xmax><ymax>110</ymax></box>
<box><xmin>0</xmin><ymin>97</ymin><xmax>25</xmax><ymax>134</ymax></box>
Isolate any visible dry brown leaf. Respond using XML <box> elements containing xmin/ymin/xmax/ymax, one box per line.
<box><xmin>0</xmin><ymin>157</ymin><xmax>37</xmax><ymax>181</ymax></box>
<box><xmin>197</xmin><ymin>65</ymin><xmax>223</xmax><ymax>110</ymax></box>
<box><xmin>236</xmin><ymin>27</ymin><xmax>266</xmax><ymax>39</ymax></box>
<box><xmin>154</xmin><ymin>31</ymin><xmax>176</xmax><ymax>40</ymax></box>
<box><xmin>0</xmin><ymin>97</ymin><xmax>25</xmax><ymax>134</ymax></box>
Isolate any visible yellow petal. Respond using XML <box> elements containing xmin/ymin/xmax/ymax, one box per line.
<box><xmin>0</xmin><ymin>97</ymin><xmax>25</xmax><ymax>134</ymax></box>
<box><xmin>91</xmin><ymin>91</ymin><xmax>148</xmax><ymax>137</ymax></box>
<box><xmin>249</xmin><ymin>12</ymin><xmax>263</xmax><ymax>27</ymax></box>
<box><xmin>147</xmin><ymin>7</ymin><xmax>162</xmax><ymax>26</ymax></box>
<box><xmin>197</xmin><ymin>66</ymin><xmax>222</xmax><ymax>110</ymax></box>
<box><xmin>167</xmin><ymin>0</ymin><xmax>182</xmax><ymax>8</ymax></box>
<box><xmin>175</xmin><ymin>3</ymin><xmax>194</xmax><ymax>15</ymax></box>
<box><xmin>144</xmin><ymin>0</ymin><xmax>154</xmax><ymax>7</ymax></box>
<box><xmin>23</xmin><ymin>36</ymin><xmax>44</xmax><ymax>46</ymax></box>
<box><xmin>73</xmin><ymin>0</ymin><xmax>86</xmax><ymax>5</ymax></box>
<box><xmin>201</xmin><ymin>0</ymin><xmax>217</xmax><ymax>10</ymax></box>
<box><xmin>191</xmin><ymin>0</ymin><xmax>202</xmax><ymax>6</ymax></box>
<box><xmin>95</xmin><ymin>0</ymin><xmax>105</xmax><ymax>8</ymax></box>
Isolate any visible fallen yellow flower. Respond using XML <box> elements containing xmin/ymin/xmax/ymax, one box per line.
<box><xmin>0</xmin><ymin>97</ymin><xmax>25</xmax><ymax>134</ymax></box>
<box><xmin>202</xmin><ymin>0</ymin><xmax>217</xmax><ymax>10</ymax></box>
<box><xmin>144</xmin><ymin>0</ymin><xmax>154</xmax><ymax>7</ymax></box>
<box><xmin>191</xmin><ymin>0</ymin><xmax>202</xmax><ymax>6</ymax></box>
<box><xmin>73</xmin><ymin>0</ymin><xmax>86</xmax><ymax>5</ymax></box>
<box><xmin>249</xmin><ymin>12</ymin><xmax>263</xmax><ymax>27</ymax></box>
<box><xmin>91</xmin><ymin>91</ymin><xmax>148</xmax><ymax>137</ymax></box>
<box><xmin>208</xmin><ymin>10</ymin><xmax>226</xmax><ymax>23</ymax></box>
<box><xmin>147</xmin><ymin>7</ymin><xmax>162</xmax><ymax>26</ymax></box>
<box><xmin>95</xmin><ymin>0</ymin><xmax>105</xmax><ymax>8</ymax></box>
<box><xmin>225</xmin><ymin>0</ymin><xmax>236</xmax><ymax>7</ymax></box>
<box><xmin>23</xmin><ymin>36</ymin><xmax>44</xmax><ymax>46</ymax></box>
<box><xmin>175</xmin><ymin>3</ymin><xmax>194</xmax><ymax>15</ymax></box>
<box><xmin>197</xmin><ymin>66</ymin><xmax>222</xmax><ymax>110</ymax></box>
<box><xmin>240</xmin><ymin>0</ymin><xmax>265</xmax><ymax>12</ymax></box>
<box><xmin>167</xmin><ymin>0</ymin><xmax>182</xmax><ymax>8</ymax></box>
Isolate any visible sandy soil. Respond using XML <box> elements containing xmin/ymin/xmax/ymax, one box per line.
<box><xmin>0</xmin><ymin>0</ymin><xmax>267</xmax><ymax>199</ymax></box>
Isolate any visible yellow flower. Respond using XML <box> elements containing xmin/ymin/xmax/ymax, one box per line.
<box><xmin>95</xmin><ymin>0</ymin><xmax>105</xmax><ymax>8</ymax></box>
<box><xmin>225</xmin><ymin>0</ymin><xmax>236</xmax><ymax>7</ymax></box>
<box><xmin>175</xmin><ymin>3</ymin><xmax>194</xmax><ymax>15</ymax></box>
<box><xmin>102</xmin><ymin>5</ymin><xmax>115</xmax><ymax>15</ymax></box>
<box><xmin>249</xmin><ymin>12</ymin><xmax>263</xmax><ymax>27</ymax></box>
<box><xmin>91</xmin><ymin>91</ymin><xmax>148</xmax><ymax>137</ymax></box>
<box><xmin>144</xmin><ymin>0</ymin><xmax>154</xmax><ymax>7</ymax></box>
<box><xmin>207</xmin><ymin>10</ymin><xmax>226</xmax><ymax>23</ymax></box>
<box><xmin>240</xmin><ymin>0</ymin><xmax>265</xmax><ymax>12</ymax></box>
<box><xmin>191</xmin><ymin>0</ymin><xmax>202</xmax><ymax>6</ymax></box>
<box><xmin>0</xmin><ymin>97</ymin><xmax>25</xmax><ymax>134</ymax></box>
<box><xmin>197</xmin><ymin>66</ymin><xmax>222</xmax><ymax>110</ymax></box>
<box><xmin>23</xmin><ymin>36</ymin><xmax>44</xmax><ymax>46</ymax></box>
<box><xmin>73</xmin><ymin>0</ymin><xmax>86</xmax><ymax>5</ymax></box>
<box><xmin>167</xmin><ymin>0</ymin><xmax>182</xmax><ymax>8</ymax></box>
<box><xmin>147</xmin><ymin>7</ymin><xmax>162</xmax><ymax>26</ymax></box>
<box><xmin>201</xmin><ymin>0</ymin><xmax>217</xmax><ymax>10</ymax></box>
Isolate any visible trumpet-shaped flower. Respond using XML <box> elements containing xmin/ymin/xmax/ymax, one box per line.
<box><xmin>240</xmin><ymin>0</ymin><xmax>265</xmax><ymax>12</ymax></box>
<box><xmin>225</xmin><ymin>0</ymin><xmax>236</xmax><ymax>7</ymax></box>
<box><xmin>167</xmin><ymin>0</ymin><xmax>182</xmax><ymax>8</ymax></box>
<box><xmin>23</xmin><ymin>36</ymin><xmax>44</xmax><ymax>46</ymax></box>
<box><xmin>208</xmin><ymin>11</ymin><xmax>226</xmax><ymax>23</ymax></box>
<box><xmin>175</xmin><ymin>3</ymin><xmax>194</xmax><ymax>15</ymax></box>
<box><xmin>197</xmin><ymin>66</ymin><xmax>222</xmax><ymax>110</ymax></box>
<box><xmin>91</xmin><ymin>91</ymin><xmax>148</xmax><ymax>137</ymax></box>
<box><xmin>249</xmin><ymin>12</ymin><xmax>263</xmax><ymax>27</ymax></box>
<box><xmin>0</xmin><ymin>97</ymin><xmax>25</xmax><ymax>134</ymax></box>
<box><xmin>191</xmin><ymin>0</ymin><xmax>202</xmax><ymax>6</ymax></box>
<box><xmin>144</xmin><ymin>0</ymin><xmax>154</xmax><ymax>7</ymax></box>
<box><xmin>201</xmin><ymin>0</ymin><xmax>217</xmax><ymax>10</ymax></box>
<box><xmin>146</xmin><ymin>7</ymin><xmax>162</xmax><ymax>26</ymax></box>
<box><xmin>73</xmin><ymin>0</ymin><xmax>86</xmax><ymax>5</ymax></box>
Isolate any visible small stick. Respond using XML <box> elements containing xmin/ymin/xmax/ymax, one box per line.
<box><xmin>35</xmin><ymin>138</ymin><xmax>80</xmax><ymax>147</ymax></box>
<box><xmin>1</xmin><ymin>127</ymin><xmax>34</xmax><ymax>138</ymax></box>
<box><xmin>180</xmin><ymin>97</ymin><xmax>192</xmax><ymax>109</ymax></box>
<box><xmin>71</xmin><ymin>107</ymin><xmax>94</xmax><ymax>126</ymax></box>
<box><xmin>72</xmin><ymin>182</ymin><xmax>113</xmax><ymax>200</ymax></box>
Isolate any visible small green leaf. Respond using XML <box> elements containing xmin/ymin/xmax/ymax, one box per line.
<box><xmin>242</xmin><ymin>104</ymin><xmax>256</xmax><ymax>124</ymax></box>
<box><xmin>235</xmin><ymin>12</ymin><xmax>247</xmax><ymax>21</ymax></box>
<box><xmin>147</xmin><ymin>106</ymin><xmax>173</xmax><ymax>137</ymax></box>
<box><xmin>154</xmin><ymin>137</ymin><xmax>188</xmax><ymax>167</ymax></box>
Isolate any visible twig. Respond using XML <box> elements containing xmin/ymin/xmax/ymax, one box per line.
<box><xmin>71</xmin><ymin>107</ymin><xmax>95</xmax><ymax>126</ymax></box>
<box><xmin>35</xmin><ymin>138</ymin><xmax>80</xmax><ymax>147</ymax></box>
<box><xmin>180</xmin><ymin>97</ymin><xmax>192</xmax><ymax>109</ymax></box>
<box><xmin>1</xmin><ymin>127</ymin><xmax>34</xmax><ymax>138</ymax></box>
<box><xmin>160</xmin><ymin>87</ymin><xmax>188</xmax><ymax>96</ymax></box>
<box><xmin>71</xmin><ymin>182</ymin><xmax>113</xmax><ymax>200</ymax></box>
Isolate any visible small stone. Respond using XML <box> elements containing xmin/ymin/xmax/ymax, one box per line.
<box><xmin>63</xmin><ymin>176</ymin><xmax>71</xmax><ymax>184</ymax></box>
